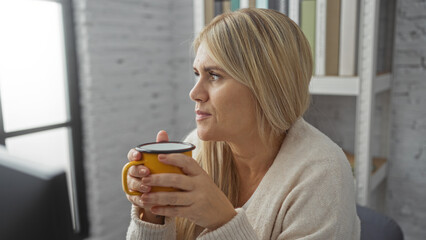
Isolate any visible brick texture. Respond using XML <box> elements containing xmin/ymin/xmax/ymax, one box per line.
<box><xmin>386</xmin><ymin>0</ymin><xmax>426</xmax><ymax>239</ymax></box>
<box><xmin>73</xmin><ymin>0</ymin><xmax>194</xmax><ymax>239</ymax></box>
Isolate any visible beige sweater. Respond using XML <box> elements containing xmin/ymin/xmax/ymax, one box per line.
<box><xmin>126</xmin><ymin>118</ymin><xmax>360</xmax><ymax>239</ymax></box>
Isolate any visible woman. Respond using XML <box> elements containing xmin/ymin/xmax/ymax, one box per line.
<box><xmin>125</xmin><ymin>8</ymin><xmax>360</xmax><ymax>240</ymax></box>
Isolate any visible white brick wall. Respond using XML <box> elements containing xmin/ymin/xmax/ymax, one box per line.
<box><xmin>169</xmin><ymin>0</ymin><xmax>196</xmax><ymax>139</ymax></box>
<box><xmin>386</xmin><ymin>1</ymin><xmax>426</xmax><ymax>239</ymax></box>
<box><xmin>73</xmin><ymin>0</ymin><xmax>194</xmax><ymax>239</ymax></box>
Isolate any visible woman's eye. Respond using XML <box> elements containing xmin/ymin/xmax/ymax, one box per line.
<box><xmin>194</xmin><ymin>72</ymin><xmax>200</xmax><ymax>80</ymax></box>
<box><xmin>209</xmin><ymin>72</ymin><xmax>221</xmax><ymax>81</ymax></box>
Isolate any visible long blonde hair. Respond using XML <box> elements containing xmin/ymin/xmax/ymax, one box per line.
<box><xmin>176</xmin><ymin>8</ymin><xmax>313</xmax><ymax>239</ymax></box>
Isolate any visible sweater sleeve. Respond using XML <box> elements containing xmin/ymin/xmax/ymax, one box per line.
<box><xmin>197</xmin><ymin>208</ymin><xmax>259</xmax><ymax>240</ymax></box>
<box><xmin>276</xmin><ymin>152</ymin><xmax>360</xmax><ymax>240</ymax></box>
<box><xmin>126</xmin><ymin>205</ymin><xmax>176</xmax><ymax>240</ymax></box>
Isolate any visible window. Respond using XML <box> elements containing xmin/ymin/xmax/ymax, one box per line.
<box><xmin>0</xmin><ymin>0</ymin><xmax>88</xmax><ymax>237</ymax></box>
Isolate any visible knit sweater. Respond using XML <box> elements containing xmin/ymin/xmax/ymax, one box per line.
<box><xmin>126</xmin><ymin>118</ymin><xmax>361</xmax><ymax>239</ymax></box>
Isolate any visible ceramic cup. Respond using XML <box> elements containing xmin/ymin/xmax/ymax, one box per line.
<box><xmin>122</xmin><ymin>141</ymin><xmax>195</xmax><ymax>195</ymax></box>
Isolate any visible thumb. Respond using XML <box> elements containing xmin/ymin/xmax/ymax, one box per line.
<box><xmin>156</xmin><ymin>130</ymin><xmax>169</xmax><ymax>142</ymax></box>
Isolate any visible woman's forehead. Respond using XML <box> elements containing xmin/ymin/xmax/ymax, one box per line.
<box><xmin>193</xmin><ymin>45</ymin><xmax>217</xmax><ymax>69</ymax></box>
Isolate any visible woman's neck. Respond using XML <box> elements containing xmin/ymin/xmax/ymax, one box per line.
<box><xmin>228</xmin><ymin>132</ymin><xmax>285</xmax><ymax>176</ymax></box>
<box><xmin>227</xmin><ymin>131</ymin><xmax>285</xmax><ymax>207</ymax></box>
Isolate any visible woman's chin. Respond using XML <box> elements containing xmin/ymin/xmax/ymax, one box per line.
<box><xmin>196</xmin><ymin>128</ymin><xmax>217</xmax><ymax>141</ymax></box>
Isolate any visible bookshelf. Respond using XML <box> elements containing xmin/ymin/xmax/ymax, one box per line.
<box><xmin>309</xmin><ymin>76</ymin><xmax>360</xmax><ymax>96</ymax></box>
<box><xmin>193</xmin><ymin>0</ymin><xmax>395</xmax><ymax>207</ymax></box>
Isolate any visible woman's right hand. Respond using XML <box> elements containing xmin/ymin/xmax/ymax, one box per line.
<box><xmin>125</xmin><ymin>130</ymin><xmax>169</xmax><ymax>224</ymax></box>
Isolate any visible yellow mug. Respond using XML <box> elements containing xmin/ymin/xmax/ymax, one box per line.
<box><xmin>122</xmin><ymin>141</ymin><xmax>195</xmax><ymax>195</ymax></box>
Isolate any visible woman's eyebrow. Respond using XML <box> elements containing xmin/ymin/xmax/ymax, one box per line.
<box><xmin>193</xmin><ymin>66</ymin><xmax>225</xmax><ymax>72</ymax></box>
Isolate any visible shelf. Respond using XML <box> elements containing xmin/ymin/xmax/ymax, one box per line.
<box><xmin>309</xmin><ymin>74</ymin><xmax>390</xmax><ymax>96</ymax></box>
<box><xmin>309</xmin><ymin>76</ymin><xmax>360</xmax><ymax>96</ymax></box>
<box><xmin>344</xmin><ymin>152</ymin><xmax>387</xmax><ymax>192</ymax></box>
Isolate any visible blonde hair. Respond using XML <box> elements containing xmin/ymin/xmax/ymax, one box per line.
<box><xmin>177</xmin><ymin>8</ymin><xmax>312</xmax><ymax>239</ymax></box>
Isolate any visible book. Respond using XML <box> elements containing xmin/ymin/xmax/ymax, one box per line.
<box><xmin>205</xmin><ymin>0</ymin><xmax>215</xmax><ymax>25</ymax></box>
<box><xmin>338</xmin><ymin>0</ymin><xmax>358</xmax><ymax>76</ymax></box>
<box><xmin>289</xmin><ymin>0</ymin><xmax>300</xmax><ymax>25</ymax></box>
<box><xmin>315</xmin><ymin>0</ymin><xmax>326</xmax><ymax>75</ymax></box>
<box><xmin>376</xmin><ymin>0</ymin><xmax>385</xmax><ymax>74</ymax></box>
<box><xmin>377</xmin><ymin>0</ymin><xmax>396</xmax><ymax>74</ymax></box>
<box><xmin>214</xmin><ymin>0</ymin><xmax>223</xmax><ymax>16</ymax></box>
<box><xmin>256</xmin><ymin>0</ymin><xmax>269</xmax><ymax>9</ymax></box>
<box><xmin>383</xmin><ymin>0</ymin><xmax>396</xmax><ymax>74</ymax></box>
<box><xmin>240</xmin><ymin>0</ymin><xmax>250</xmax><ymax>8</ymax></box>
<box><xmin>300</xmin><ymin>0</ymin><xmax>316</xmax><ymax>71</ymax></box>
<box><xmin>269</xmin><ymin>0</ymin><xmax>280</xmax><ymax>11</ymax></box>
<box><xmin>239</xmin><ymin>0</ymin><xmax>256</xmax><ymax>8</ymax></box>
<box><xmin>223</xmin><ymin>0</ymin><xmax>231</xmax><ymax>13</ymax></box>
<box><xmin>325</xmin><ymin>0</ymin><xmax>340</xmax><ymax>75</ymax></box>
<box><xmin>270</xmin><ymin>0</ymin><xmax>289</xmax><ymax>15</ymax></box>
<box><xmin>231</xmin><ymin>0</ymin><xmax>240</xmax><ymax>11</ymax></box>
<box><xmin>279</xmin><ymin>0</ymin><xmax>290</xmax><ymax>15</ymax></box>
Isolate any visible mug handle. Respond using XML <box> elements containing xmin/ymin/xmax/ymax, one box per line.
<box><xmin>122</xmin><ymin>160</ymin><xmax>145</xmax><ymax>195</ymax></box>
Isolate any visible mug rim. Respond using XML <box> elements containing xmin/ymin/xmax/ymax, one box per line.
<box><xmin>135</xmin><ymin>141</ymin><xmax>196</xmax><ymax>154</ymax></box>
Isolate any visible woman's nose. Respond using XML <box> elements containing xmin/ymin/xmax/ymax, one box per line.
<box><xmin>189</xmin><ymin>80</ymin><xmax>208</xmax><ymax>103</ymax></box>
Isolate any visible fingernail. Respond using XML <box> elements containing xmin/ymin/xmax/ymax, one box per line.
<box><xmin>141</xmin><ymin>185</ymin><xmax>150</xmax><ymax>192</ymax></box>
<box><xmin>142</xmin><ymin>194</ymin><xmax>150</xmax><ymax>202</ymax></box>
<box><xmin>158</xmin><ymin>154</ymin><xmax>166</xmax><ymax>160</ymax></box>
<box><xmin>139</xmin><ymin>169</ymin><xmax>147</xmax><ymax>175</ymax></box>
<box><xmin>142</xmin><ymin>177</ymin><xmax>151</xmax><ymax>184</ymax></box>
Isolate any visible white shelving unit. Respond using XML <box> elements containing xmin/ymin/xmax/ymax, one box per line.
<box><xmin>308</xmin><ymin>0</ymin><xmax>391</xmax><ymax>206</ymax></box>
<box><xmin>311</xmin><ymin>0</ymin><xmax>391</xmax><ymax>206</ymax></box>
<box><xmin>194</xmin><ymin>0</ymin><xmax>391</xmax><ymax>207</ymax></box>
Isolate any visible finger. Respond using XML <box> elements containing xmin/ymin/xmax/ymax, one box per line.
<box><xmin>158</xmin><ymin>154</ymin><xmax>201</xmax><ymax>176</ymax></box>
<box><xmin>127</xmin><ymin>194</ymin><xmax>155</xmax><ymax>209</ymax></box>
<box><xmin>141</xmin><ymin>192</ymin><xmax>194</xmax><ymax>206</ymax></box>
<box><xmin>156</xmin><ymin>130</ymin><xmax>169</xmax><ymax>142</ymax></box>
<box><xmin>128</xmin><ymin>176</ymin><xmax>152</xmax><ymax>193</ymax></box>
<box><xmin>127</xmin><ymin>194</ymin><xmax>143</xmax><ymax>207</ymax></box>
<box><xmin>127</xmin><ymin>149</ymin><xmax>142</xmax><ymax>162</ymax></box>
<box><xmin>129</xmin><ymin>165</ymin><xmax>151</xmax><ymax>178</ymax></box>
<box><xmin>150</xmin><ymin>205</ymin><xmax>190</xmax><ymax>218</ymax></box>
<box><xmin>141</xmin><ymin>173</ymin><xmax>194</xmax><ymax>191</ymax></box>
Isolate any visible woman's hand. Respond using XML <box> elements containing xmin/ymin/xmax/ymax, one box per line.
<box><xmin>138</xmin><ymin>153</ymin><xmax>237</xmax><ymax>230</ymax></box>
<box><xmin>125</xmin><ymin>130</ymin><xmax>169</xmax><ymax>224</ymax></box>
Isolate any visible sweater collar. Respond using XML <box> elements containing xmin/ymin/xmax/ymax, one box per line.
<box><xmin>244</xmin><ymin>117</ymin><xmax>308</xmax><ymax>236</ymax></box>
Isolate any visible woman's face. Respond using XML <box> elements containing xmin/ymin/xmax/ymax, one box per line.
<box><xmin>190</xmin><ymin>44</ymin><xmax>258</xmax><ymax>142</ymax></box>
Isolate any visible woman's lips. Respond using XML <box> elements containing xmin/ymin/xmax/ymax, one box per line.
<box><xmin>195</xmin><ymin>110</ymin><xmax>212</xmax><ymax>121</ymax></box>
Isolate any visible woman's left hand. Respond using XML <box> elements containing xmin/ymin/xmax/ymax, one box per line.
<box><xmin>140</xmin><ymin>153</ymin><xmax>237</xmax><ymax>230</ymax></box>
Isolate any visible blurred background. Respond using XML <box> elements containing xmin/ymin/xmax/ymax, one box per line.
<box><xmin>0</xmin><ymin>0</ymin><xmax>424</xmax><ymax>239</ymax></box>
